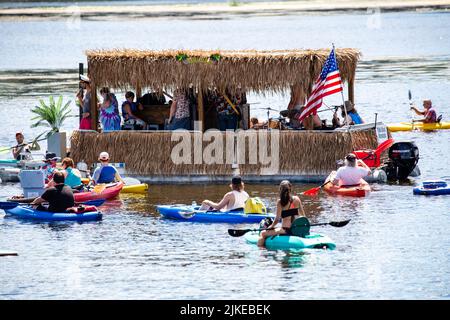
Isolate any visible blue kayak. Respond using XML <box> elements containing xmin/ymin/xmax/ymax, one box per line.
<box><xmin>413</xmin><ymin>180</ymin><xmax>450</xmax><ymax>196</ymax></box>
<box><xmin>156</xmin><ymin>204</ymin><xmax>274</xmax><ymax>223</ymax></box>
<box><xmin>4</xmin><ymin>206</ymin><xmax>102</xmax><ymax>222</ymax></box>
<box><xmin>245</xmin><ymin>232</ymin><xmax>336</xmax><ymax>250</ymax></box>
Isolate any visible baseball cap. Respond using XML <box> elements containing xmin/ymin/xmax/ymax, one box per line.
<box><xmin>99</xmin><ymin>151</ymin><xmax>109</xmax><ymax>161</ymax></box>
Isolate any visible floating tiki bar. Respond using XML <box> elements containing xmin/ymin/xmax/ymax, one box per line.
<box><xmin>71</xmin><ymin>49</ymin><xmax>381</xmax><ymax>183</ymax></box>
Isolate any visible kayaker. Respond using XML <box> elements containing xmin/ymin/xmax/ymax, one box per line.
<box><xmin>41</xmin><ymin>152</ymin><xmax>59</xmax><ymax>183</ymax></box>
<box><xmin>331</xmin><ymin>153</ymin><xmax>370</xmax><ymax>187</ymax></box>
<box><xmin>410</xmin><ymin>99</ymin><xmax>437</xmax><ymax>123</ymax></box>
<box><xmin>12</xmin><ymin>132</ymin><xmax>31</xmax><ymax>161</ymax></box>
<box><xmin>257</xmin><ymin>180</ymin><xmax>305</xmax><ymax>247</ymax></box>
<box><xmin>30</xmin><ymin>171</ymin><xmax>75</xmax><ymax>212</ymax></box>
<box><xmin>199</xmin><ymin>176</ymin><xmax>249</xmax><ymax>211</ymax></box>
<box><xmin>61</xmin><ymin>157</ymin><xmax>83</xmax><ymax>189</ymax></box>
<box><xmin>92</xmin><ymin>152</ymin><xmax>124</xmax><ymax>184</ymax></box>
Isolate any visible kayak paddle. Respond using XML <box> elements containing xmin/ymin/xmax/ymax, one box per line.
<box><xmin>228</xmin><ymin>219</ymin><xmax>351</xmax><ymax>237</ymax></box>
<box><xmin>409</xmin><ymin>90</ymin><xmax>416</xmax><ymax>129</ymax></box>
<box><xmin>301</xmin><ymin>180</ymin><xmax>331</xmax><ymax>196</ymax></box>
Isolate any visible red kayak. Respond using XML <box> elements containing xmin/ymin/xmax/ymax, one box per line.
<box><xmin>74</xmin><ymin>182</ymin><xmax>124</xmax><ymax>202</ymax></box>
<box><xmin>323</xmin><ymin>172</ymin><xmax>371</xmax><ymax>197</ymax></box>
<box><xmin>323</xmin><ymin>181</ymin><xmax>371</xmax><ymax>197</ymax></box>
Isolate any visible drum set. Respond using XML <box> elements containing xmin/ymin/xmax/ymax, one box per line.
<box><xmin>252</xmin><ymin>107</ymin><xmax>299</xmax><ymax>130</ymax></box>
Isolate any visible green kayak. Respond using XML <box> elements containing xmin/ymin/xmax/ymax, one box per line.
<box><xmin>0</xmin><ymin>159</ymin><xmax>18</xmax><ymax>165</ymax></box>
<box><xmin>245</xmin><ymin>232</ymin><xmax>336</xmax><ymax>250</ymax></box>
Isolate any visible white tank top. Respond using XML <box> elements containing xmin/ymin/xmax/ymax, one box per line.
<box><xmin>228</xmin><ymin>190</ymin><xmax>250</xmax><ymax>211</ymax></box>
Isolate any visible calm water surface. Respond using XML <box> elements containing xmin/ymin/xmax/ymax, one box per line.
<box><xmin>0</xmin><ymin>10</ymin><xmax>449</xmax><ymax>299</ymax></box>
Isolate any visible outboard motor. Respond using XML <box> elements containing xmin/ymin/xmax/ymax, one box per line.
<box><xmin>380</xmin><ymin>141</ymin><xmax>419</xmax><ymax>181</ymax></box>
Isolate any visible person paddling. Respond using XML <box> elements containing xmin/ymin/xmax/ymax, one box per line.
<box><xmin>92</xmin><ymin>152</ymin><xmax>124</xmax><ymax>184</ymax></box>
<box><xmin>61</xmin><ymin>157</ymin><xmax>82</xmax><ymax>189</ymax></box>
<box><xmin>12</xmin><ymin>132</ymin><xmax>31</xmax><ymax>161</ymax></box>
<box><xmin>257</xmin><ymin>180</ymin><xmax>305</xmax><ymax>247</ymax></box>
<box><xmin>199</xmin><ymin>176</ymin><xmax>249</xmax><ymax>211</ymax></box>
<box><xmin>410</xmin><ymin>99</ymin><xmax>437</xmax><ymax>123</ymax></box>
<box><xmin>331</xmin><ymin>153</ymin><xmax>370</xmax><ymax>187</ymax></box>
<box><xmin>30</xmin><ymin>171</ymin><xmax>74</xmax><ymax>212</ymax></box>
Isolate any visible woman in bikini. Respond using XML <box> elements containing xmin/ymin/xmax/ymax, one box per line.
<box><xmin>257</xmin><ymin>180</ymin><xmax>305</xmax><ymax>247</ymax></box>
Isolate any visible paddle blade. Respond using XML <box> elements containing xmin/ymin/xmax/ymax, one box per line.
<box><xmin>329</xmin><ymin>219</ymin><xmax>351</xmax><ymax>227</ymax></box>
<box><xmin>228</xmin><ymin>229</ymin><xmax>251</xmax><ymax>237</ymax></box>
<box><xmin>302</xmin><ymin>187</ymin><xmax>321</xmax><ymax>196</ymax></box>
<box><xmin>408</xmin><ymin>90</ymin><xmax>412</xmax><ymax>101</ymax></box>
<box><xmin>93</xmin><ymin>184</ymin><xmax>106</xmax><ymax>194</ymax></box>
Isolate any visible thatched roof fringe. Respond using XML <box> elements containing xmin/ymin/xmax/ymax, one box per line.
<box><xmin>86</xmin><ymin>49</ymin><xmax>361</xmax><ymax>94</ymax></box>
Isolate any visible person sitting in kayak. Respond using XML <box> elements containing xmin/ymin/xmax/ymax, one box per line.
<box><xmin>41</xmin><ymin>152</ymin><xmax>59</xmax><ymax>183</ymax></box>
<box><xmin>61</xmin><ymin>157</ymin><xmax>82</xmax><ymax>189</ymax></box>
<box><xmin>341</xmin><ymin>101</ymin><xmax>364</xmax><ymax>126</ymax></box>
<box><xmin>31</xmin><ymin>171</ymin><xmax>75</xmax><ymax>212</ymax></box>
<box><xmin>199</xmin><ymin>176</ymin><xmax>249</xmax><ymax>211</ymax></box>
<box><xmin>410</xmin><ymin>99</ymin><xmax>437</xmax><ymax>123</ymax></box>
<box><xmin>257</xmin><ymin>180</ymin><xmax>305</xmax><ymax>247</ymax></box>
<box><xmin>12</xmin><ymin>132</ymin><xmax>31</xmax><ymax>161</ymax></box>
<box><xmin>331</xmin><ymin>153</ymin><xmax>370</xmax><ymax>187</ymax></box>
<box><xmin>92</xmin><ymin>151</ymin><xmax>124</xmax><ymax>184</ymax></box>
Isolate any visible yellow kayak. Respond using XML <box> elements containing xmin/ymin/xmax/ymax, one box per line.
<box><xmin>80</xmin><ymin>178</ymin><xmax>148</xmax><ymax>194</ymax></box>
<box><xmin>387</xmin><ymin>121</ymin><xmax>450</xmax><ymax>132</ymax></box>
<box><xmin>121</xmin><ymin>183</ymin><xmax>149</xmax><ymax>194</ymax></box>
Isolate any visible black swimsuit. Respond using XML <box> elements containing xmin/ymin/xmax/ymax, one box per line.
<box><xmin>280</xmin><ymin>200</ymin><xmax>299</xmax><ymax>235</ymax></box>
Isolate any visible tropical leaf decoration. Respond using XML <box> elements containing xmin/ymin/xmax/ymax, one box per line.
<box><xmin>209</xmin><ymin>53</ymin><xmax>221</xmax><ymax>63</ymax></box>
<box><xmin>31</xmin><ymin>95</ymin><xmax>72</xmax><ymax>138</ymax></box>
<box><xmin>176</xmin><ymin>53</ymin><xmax>188</xmax><ymax>63</ymax></box>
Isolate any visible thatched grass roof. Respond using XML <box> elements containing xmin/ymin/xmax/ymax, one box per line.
<box><xmin>86</xmin><ymin>49</ymin><xmax>361</xmax><ymax>93</ymax></box>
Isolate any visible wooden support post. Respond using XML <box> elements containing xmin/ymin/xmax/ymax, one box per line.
<box><xmin>136</xmin><ymin>82</ymin><xmax>142</xmax><ymax>100</ymax></box>
<box><xmin>348</xmin><ymin>77</ymin><xmax>355</xmax><ymax>105</ymax></box>
<box><xmin>197</xmin><ymin>86</ymin><xmax>204</xmax><ymax>131</ymax></box>
<box><xmin>78</xmin><ymin>63</ymin><xmax>83</xmax><ymax>125</ymax></box>
<box><xmin>90</xmin><ymin>85</ymin><xmax>98</xmax><ymax>131</ymax></box>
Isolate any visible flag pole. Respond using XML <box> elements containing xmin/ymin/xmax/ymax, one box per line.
<box><xmin>332</xmin><ymin>43</ymin><xmax>349</xmax><ymax>128</ymax></box>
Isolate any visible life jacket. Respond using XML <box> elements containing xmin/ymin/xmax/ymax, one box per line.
<box><xmin>65</xmin><ymin>167</ymin><xmax>82</xmax><ymax>188</ymax></box>
<box><xmin>244</xmin><ymin>197</ymin><xmax>267</xmax><ymax>214</ymax></box>
<box><xmin>349</xmin><ymin>112</ymin><xmax>363</xmax><ymax>125</ymax></box>
<box><xmin>97</xmin><ymin>166</ymin><xmax>117</xmax><ymax>184</ymax></box>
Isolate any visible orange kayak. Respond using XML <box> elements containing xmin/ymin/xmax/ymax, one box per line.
<box><xmin>323</xmin><ymin>182</ymin><xmax>371</xmax><ymax>197</ymax></box>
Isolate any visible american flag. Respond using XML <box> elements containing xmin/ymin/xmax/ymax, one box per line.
<box><xmin>295</xmin><ymin>48</ymin><xmax>343</xmax><ymax>123</ymax></box>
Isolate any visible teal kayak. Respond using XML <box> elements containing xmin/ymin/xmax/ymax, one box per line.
<box><xmin>0</xmin><ymin>159</ymin><xmax>18</xmax><ymax>166</ymax></box>
<box><xmin>245</xmin><ymin>232</ymin><xmax>336</xmax><ymax>250</ymax></box>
